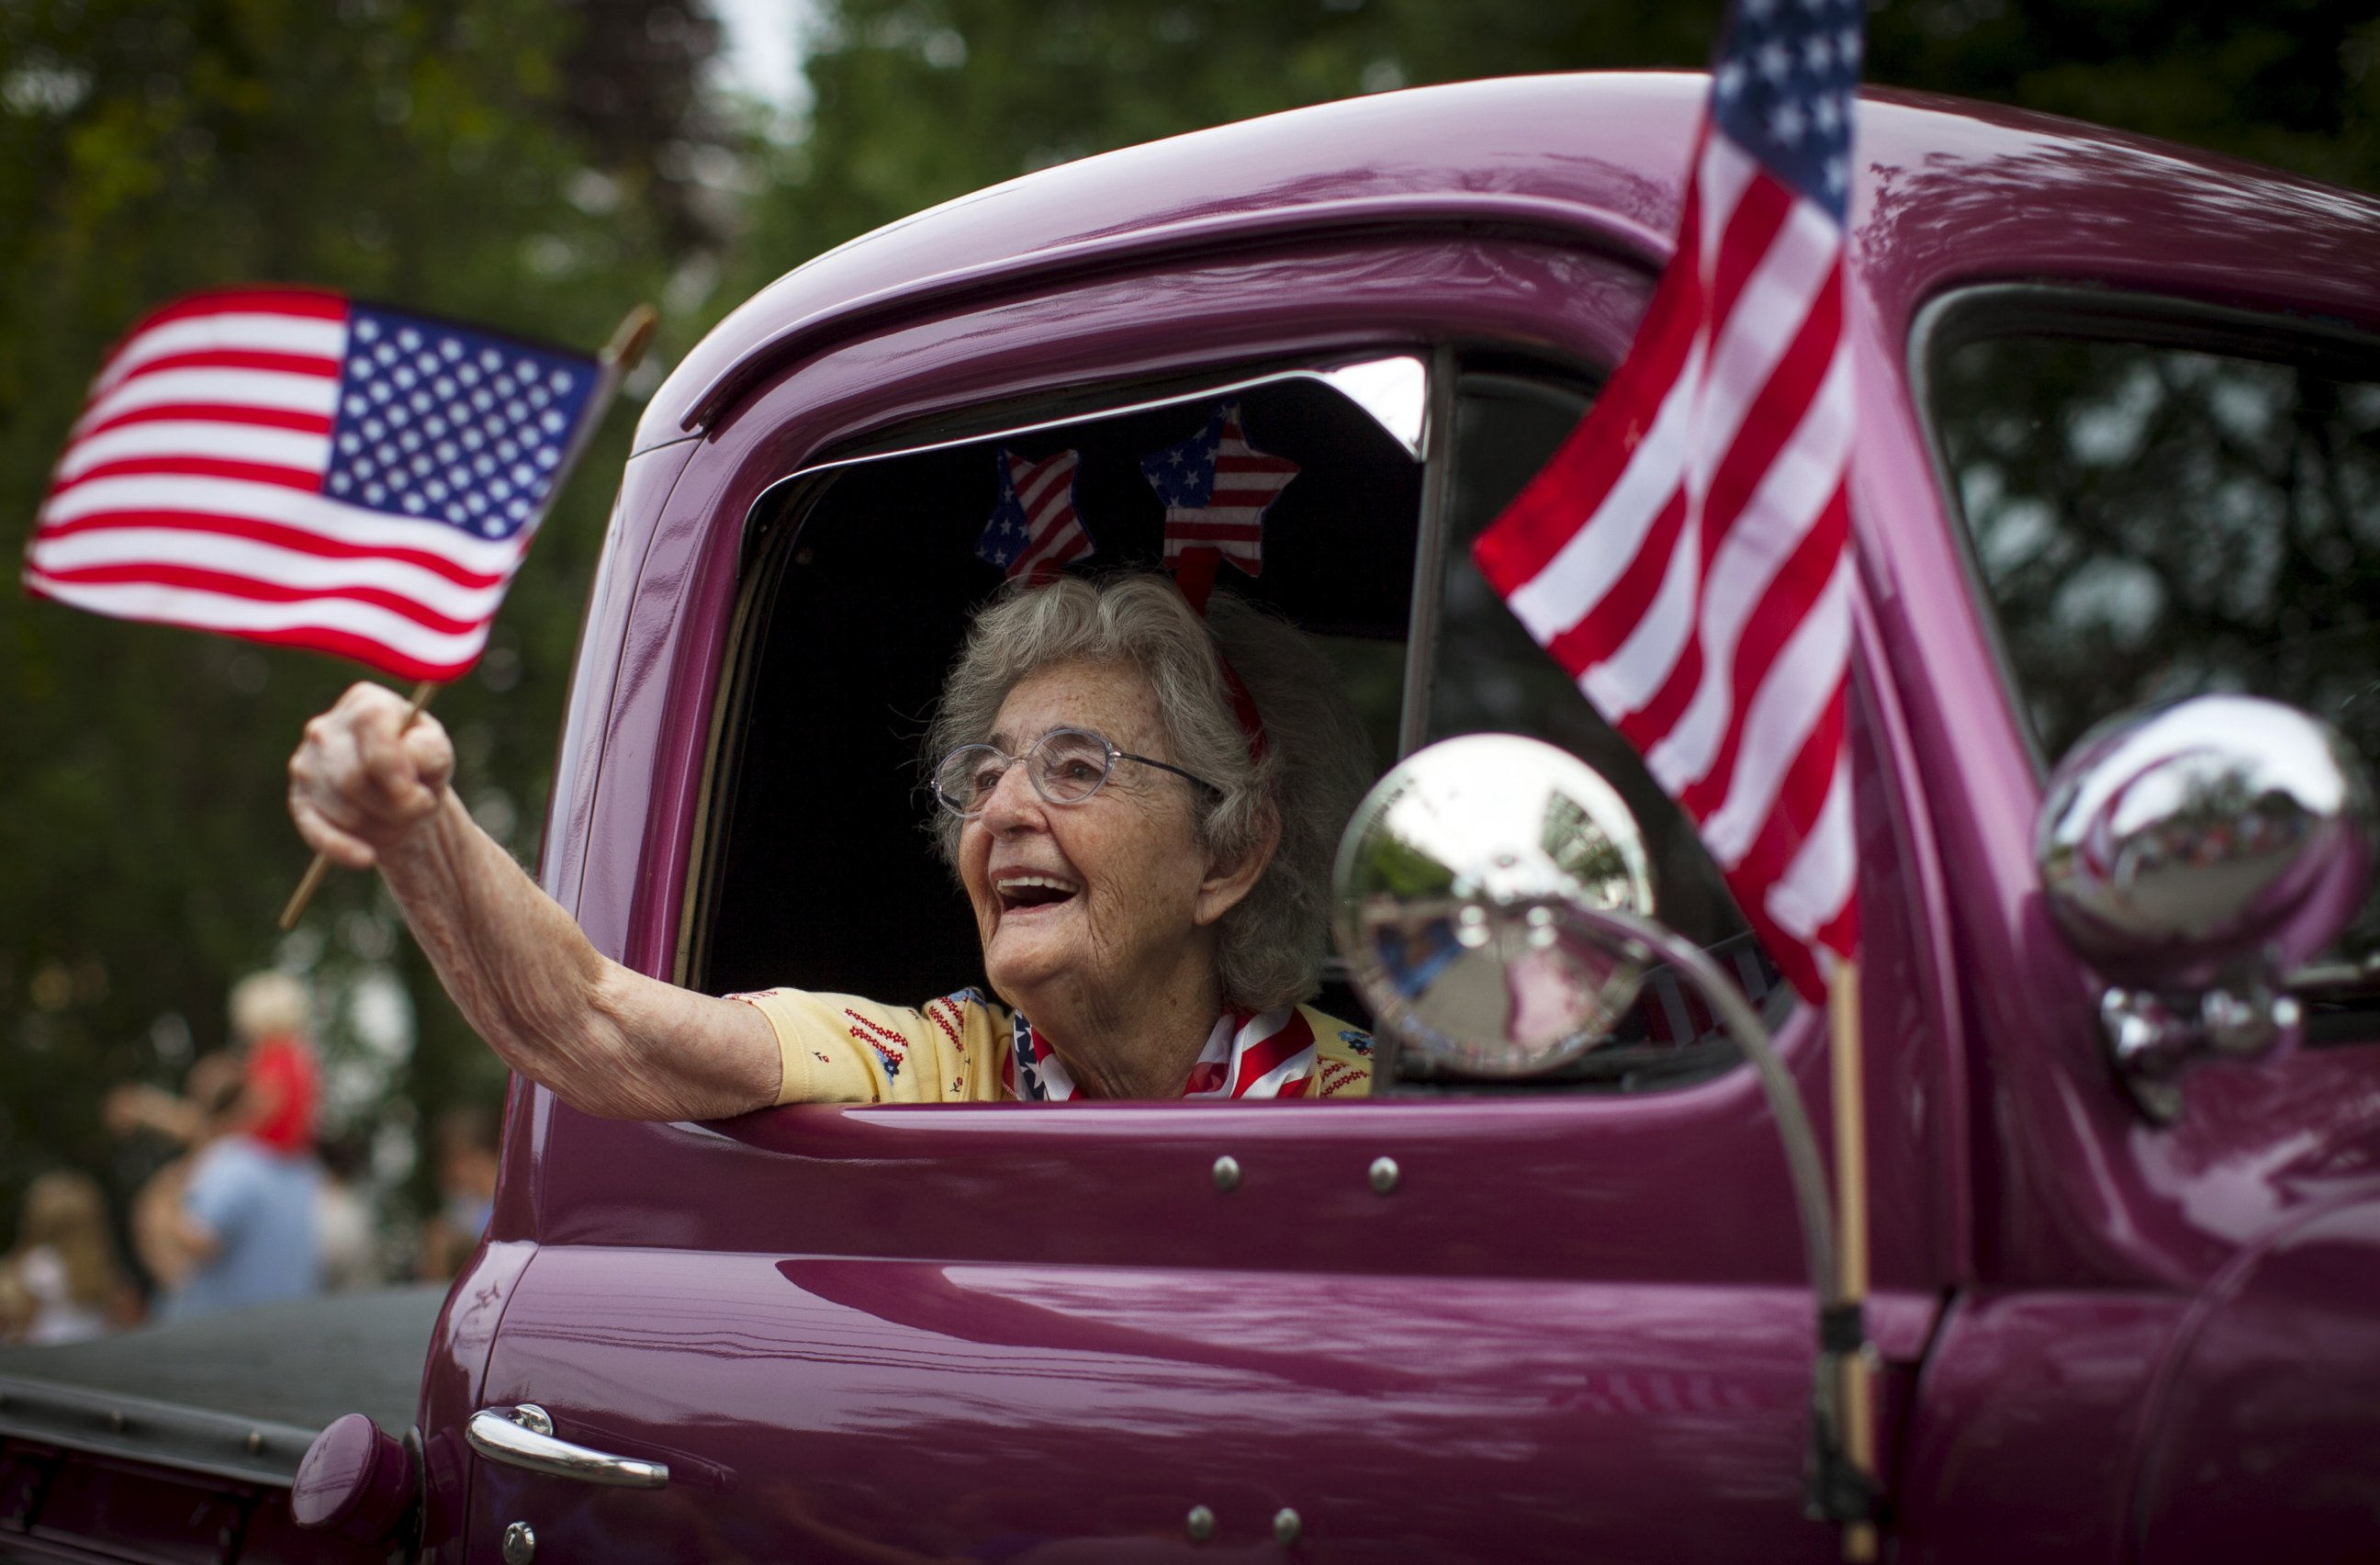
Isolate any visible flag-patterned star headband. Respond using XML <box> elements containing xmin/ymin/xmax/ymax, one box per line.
<box><xmin>974</xmin><ymin>446</ymin><xmax>1093</xmax><ymax>583</ymax></box>
<box><xmin>1139</xmin><ymin>400</ymin><xmax>1297</xmax><ymax>613</ymax></box>
<box><xmin>1139</xmin><ymin>400</ymin><xmax>1298</xmax><ymax>759</ymax></box>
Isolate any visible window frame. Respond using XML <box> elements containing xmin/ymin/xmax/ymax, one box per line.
<box><xmin>677</xmin><ymin>347</ymin><xmax>1441</xmax><ymax>996</ymax></box>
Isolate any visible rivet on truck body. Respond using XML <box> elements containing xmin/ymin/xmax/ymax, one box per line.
<box><xmin>502</xmin><ymin>1520</ymin><xmax>537</xmax><ymax>1565</ymax></box>
<box><xmin>1185</xmin><ymin>1503</ymin><xmax>1217</xmax><ymax>1542</ymax></box>
<box><xmin>1212</xmin><ymin>1155</ymin><xmax>1241</xmax><ymax>1192</ymax></box>
<box><xmin>1369</xmin><ymin>1156</ymin><xmax>1399</xmax><ymax>1195</ymax></box>
<box><xmin>1274</xmin><ymin>1506</ymin><xmax>1303</xmax><ymax>1544</ymax></box>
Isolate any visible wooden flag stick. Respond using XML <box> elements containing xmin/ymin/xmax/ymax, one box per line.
<box><xmin>1830</xmin><ymin>955</ymin><xmax>1879</xmax><ymax>1562</ymax></box>
<box><xmin>278</xmin><ymin>680</ymin><xmax>439</xmax><ymax>930</ymax></box>
<box><xmin>274</xmin><ymin>303</ymin><xmax>657</xmax><ymax>933</ymax></box>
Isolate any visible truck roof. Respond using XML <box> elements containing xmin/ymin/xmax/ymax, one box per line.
<box><xmin>638</xmin><ymin>71</ymin><xmax>2380</xmax><ymax>453</ymax></box>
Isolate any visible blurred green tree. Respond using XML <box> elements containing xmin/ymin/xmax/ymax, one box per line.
<box><xmin>0</xmin><ymin>0</ymin><xmax>726</xmax><ymax>1276</ymax></box>
<box><xmin>727</xmin><ymin>0</ymin><xmax>2377</xmax><ymax>301</ymax></box>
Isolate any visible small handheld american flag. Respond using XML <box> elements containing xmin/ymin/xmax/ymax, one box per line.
<box><xmin>22</xmin><ymin>286</ymin><xmax>620</xmax><ymax>682</ymax></box>
<box><xmin>1470</xmin><ymin>0</ymin><xmax>1865</xmax><ymax>1005</ymax></box>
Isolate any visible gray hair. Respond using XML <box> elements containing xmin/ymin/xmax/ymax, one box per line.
<box><xmin>926</xmin><ymin>573</ymin><xmax>1375</xmax><ymax>1013</ymax></box>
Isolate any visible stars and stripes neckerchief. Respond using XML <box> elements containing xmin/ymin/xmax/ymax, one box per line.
<box><xmin>1006</xmin><ymin>1006</ymin><xmax>1319</xmax><ymax>1101</ymax></box>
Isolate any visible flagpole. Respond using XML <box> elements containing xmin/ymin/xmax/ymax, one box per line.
<box><xmin>275</xmin><ymin>301</ymin><xmax>657</xmax><ymax>931</ymax></box>
<box><xmin>1830</xmin><ymin>956</ymin><xmax>1878</xmax><ymax>1561</ymax></box>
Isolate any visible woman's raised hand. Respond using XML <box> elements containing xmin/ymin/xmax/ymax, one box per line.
<box><xmin>287</xmin><ymin>681</ymin><xmax>458</xmax><ymax>872</ymax></box>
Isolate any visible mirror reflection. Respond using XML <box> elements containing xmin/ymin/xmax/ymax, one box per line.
<box><xmin>1336</xmin><ymin>735</ymin><xmax>1656</xmax><ymax>1075</ymax></box>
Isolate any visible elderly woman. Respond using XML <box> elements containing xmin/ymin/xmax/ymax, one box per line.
<box><xmin>287</xmin><ymin>573</ymin><xmax>1376</xmax><ymax>1117</ymax></box>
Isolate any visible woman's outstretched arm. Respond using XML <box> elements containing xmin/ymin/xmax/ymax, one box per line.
<box><xmin>287</xmin><ymin>681</ymin><xmax>781</xmax><ymax>1120</ymax></box>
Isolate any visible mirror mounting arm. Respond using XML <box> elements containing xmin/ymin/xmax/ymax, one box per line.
<box><xmin>1560</xmin><ymin>906</ymin><xmax>1876</xmax><ymax>1529</ymax></box>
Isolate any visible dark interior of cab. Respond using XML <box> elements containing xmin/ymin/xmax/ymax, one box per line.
<box><xmin>689</xmin><ymin>358</ymin><xmax>1776</xmax><ymax>1097</ymax></box>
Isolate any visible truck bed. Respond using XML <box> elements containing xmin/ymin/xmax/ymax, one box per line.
<box><xmin>0</xmin><ymin>1286</ymin><xmax>443</xmax><ymax>1488</ymax></box>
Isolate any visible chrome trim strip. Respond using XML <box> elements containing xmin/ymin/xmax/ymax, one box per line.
<box><xmin>1396</xmin><ymin>343</ymin><xmax>1462</xmax><ymax>760</ymax></box>
<box><xmin>736</xmin><ymin>354</ymin><xmax>1431</xmax><ymax>559</ymax></box>
<box><xmin>0</xmin><ymin>1374</ymin><xmax>322</xmax><ymax>1487</ymax></box>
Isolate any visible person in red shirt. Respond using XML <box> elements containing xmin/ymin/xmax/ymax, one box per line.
<box><xmin>107</xmin><ymin>972</ymin><xmax>319</xmax><ymax>1158</ymax></box>
<box><xmin>227</xmin><ymin>972</ymin><xmax>318</xmax><ymax>1156</ymax></box>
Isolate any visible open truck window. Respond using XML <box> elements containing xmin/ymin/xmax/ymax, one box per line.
<box><xmin>685</xmin><ymin>350</ymin><xmax>1784</xmax><ymax>1098</ymax></box>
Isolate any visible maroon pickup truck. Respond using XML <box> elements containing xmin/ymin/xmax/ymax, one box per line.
<box><xmin>6</xmin><ymin>71</ymin><xmax>2380</xmax><ymax>1565</ymax></box>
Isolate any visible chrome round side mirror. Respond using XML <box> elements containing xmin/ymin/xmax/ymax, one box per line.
<box><xmin>2038</xmin><ymin>694</ymin><xmax>2375</xmax><ymax>987</ymax></box>
<box><xmin>1332</xmin><ymin>734</ymin><xmax>1656</xmax><ymax>1075</ymax></box>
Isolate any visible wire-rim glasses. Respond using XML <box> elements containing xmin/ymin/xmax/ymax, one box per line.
<box><xmin>932</xmin><ymin>727</ymin><xmax>1219</xmax><ymax>818</ymax></box>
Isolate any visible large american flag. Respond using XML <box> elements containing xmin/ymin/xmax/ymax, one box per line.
<box><xmin>974</xmin><ymin>446</ymin><xmax>1093</xmax><ymax>582</ymax></box>
<box><xmin>1471</xmin><ymin>0</ymin><xmax>1864</xmax><ymax>1002</ymax></box>
<box><xmin>23</xmin><ymin>287</ymin><xmax>606</xmax><ymax>681</ymax></box>
<box><xmin>1141</xmin><ymin>400</ymin><xmax>1297</xmax><ymax>589</ymax></box>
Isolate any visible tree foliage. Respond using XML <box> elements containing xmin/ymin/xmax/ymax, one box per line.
<box><xmin>728</xmin><ymin>0</ymin><xmax>2380</xmax><ymax>305</ymax></box>
<box><xmin>0</xmin><ymin>0</ymin><xmax>723</xmax><ymax>1257</ymax></box>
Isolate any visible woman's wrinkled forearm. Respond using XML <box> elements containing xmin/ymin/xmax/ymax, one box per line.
<box><xmin>376</xmin><ymin>791</ymin><xmax>780</xmax><ymax>1120</ymax></box>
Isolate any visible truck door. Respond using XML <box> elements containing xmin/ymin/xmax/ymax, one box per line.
<box><xmin>445</xmin><ymin>337</ymin><xmax>1958</xmax><ymax>1564</ymax></box>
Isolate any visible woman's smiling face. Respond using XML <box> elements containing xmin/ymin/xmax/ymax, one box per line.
<box><xmin>958</xmin><ymin>658</ymin><xmax>1228</xmax><ymax>1028</ymax></box>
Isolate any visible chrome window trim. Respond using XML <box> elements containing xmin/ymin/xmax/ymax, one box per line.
<box><xmin>738</xmin><ymin>351</ymin><xmax>1429</xmax><ymax>559</ymax></box>
<box><xmin>1396</xmin><ymin>343</ymin><xmax>1462</xmax><ymax>760</ymax></box>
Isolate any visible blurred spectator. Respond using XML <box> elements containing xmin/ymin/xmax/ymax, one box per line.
<box><xmin>227</xmin><ymin>971</ymin><xmax>320</xmax><ymax>1156</ymax></box>
<box><xmin>314</xmin><ymin>1133</ymin><xmax>383</xmax><ymax>1292</ymax></box>
<box><xmin>0</xmin><ymin>1172</ymin><xmax>139</xmax><ymax>1345</ymax></box>
<box><xmin>107</xmin><ymin>971</ymin><xmax>319</xmax><ymax>1158</ymax></box>
<box><xmin>417</xmin><ymin>1104</ymin><xmax>500</xmax><ymax>1280</ymax></box>
<box><xmin>148</xmin><ymin>1052</ymin><xmax>320</xmax><ymax>1322</ymax></box>
<box><xmin>126</xmin><ymin>1053</ymin><xmax>241</xmax><ymax>1297</ymax></box>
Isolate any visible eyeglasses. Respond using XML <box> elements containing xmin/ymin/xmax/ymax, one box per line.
<box><xmin>931</xmin><ymin>727</ymin><xmax>1219</xmax><ymax>818</ymax></box>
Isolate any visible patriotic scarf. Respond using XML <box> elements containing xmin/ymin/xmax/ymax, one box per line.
<box><xmin>1007</xmin><ymin>1006</ymin><xmax>1319</xmax><ymax>1101</ymax></box>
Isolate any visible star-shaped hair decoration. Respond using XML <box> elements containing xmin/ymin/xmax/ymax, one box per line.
<box><xmin>1139</xmin><ymin>401</ymin><xmax>1297</xmax><ymax>611</ymax></box>
<box><xmin>973</xmin><ymin>446</ymin><xmax>1093</xmax><ymax>583</ymax></box>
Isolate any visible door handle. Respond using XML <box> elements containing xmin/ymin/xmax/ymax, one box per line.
<box><xmin>465</xmin><ymin>1403</ymin><xmax>669</xmax><ymax>1489</ymax></box>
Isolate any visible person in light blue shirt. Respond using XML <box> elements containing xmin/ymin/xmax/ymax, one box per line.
<box><xmin>159</xmin><ymin>1062</ymin><xmax>319</xmax><ymax>1322</ymax></box>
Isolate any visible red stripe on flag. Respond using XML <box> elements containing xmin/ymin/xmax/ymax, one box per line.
<box><xmin>80</xmin><ymin>402</ymin><xmax>336</xmax><ymax>439</ymax></box>
<box><xmin>1721</xmin><ymin>670</ymin><xmax>1848</xmax><ymax>904</ymax></box>
<box><xmin>107</xmin><ymin>347</ymin><xmax>342</xmax><ymax>384</ymax></box>
<box><xmin>1700</xmin><ymin>264</ymin><xmax>1843</xmax><ymax>554</ymax></box>
<box><xmin>35</xmin><ymin>561</ymin><xmax>477</xmax><ymax>636</ymax></box>
<box><xmin>1544</xmin><ymin>486</ymin><xmax>1690</xmax><ymax>680</ymax></box>
<box><xmin>1617</xmin><ymin>612</ymin><xmax>1704</xmax><ymax>749</ymax></box>
<box><xmin>18</xmin><ymin>575</ymin><xmax>476</xmax><ymax>682</ymax></box>
<box><xmin>48</xmin><ymin>455</ymin><xmax>323</xmax><ymax>495</ymax></box>
<box><xmin>32</xmin><ymin>511</ymin><xmax>506</xmax><ymax>590</ymax></box>
<box><xmin>122</xmin><ymin>288</ymin><xmax>348</xmax><ymax>332</ymax></box>
<box><xmin>1706</xmin><ymin>172</ymin><xmax>1791</xmax><ymax>331</ymax></box>
<box><xmin>1676</xmin><ymin>484</ymin><xmax>1849</xmax><ymax>820</ymax></box>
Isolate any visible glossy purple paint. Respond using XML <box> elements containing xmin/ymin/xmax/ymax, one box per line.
<box><xmin>413</xmin><ymin>72</ymin><xmax>2380</xmax><ymax>1563</ymax></box>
